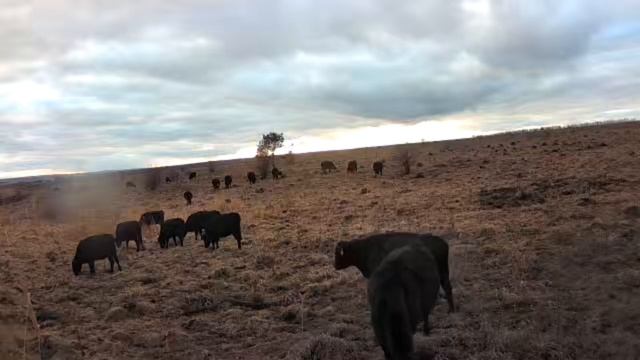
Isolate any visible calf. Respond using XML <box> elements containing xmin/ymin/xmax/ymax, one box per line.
<box><xmin>126</xmin><ymin>181</ymin><xmax>136</xmax><ymax>188</ymax></box>
<box><xmin>139</xmin><ymin>210</ymin><xmax>165</xmax><ymax>226</ymax></box>
<box><xmin>373</xmin><ymin>161</ymin><xmax>384</xmax><ymax>176</ymax></box>
<box><xmin>184</xmin><ymin>191</ymin><xmax>193</xmax><ymax>205</ymax></box>
<box><xmin>334</xmin><ymin>232</ymin><xmax>454</xmax><ymax>313</ymax></box>
<box><xmin>321</xmin><ymin>161</ymin><xmax>337</xmax><ymax>174</ymax></box>
<box><xmin>224</xmin><ymin>175</ymin><xmax>233</xmax><ymax>189</ymax></box>
<box><xmin>115</xmin><ymin>221</ymin><xmax>144</xmax><ymax>251</ymax></box>
<box><xmin>272</xmin><ymin>167</ymin><xmax>282</xmax><ymax>180</ymax></box>
<box><xmin>347</xmin><ymin>160</ymin><xmax>358</xmax><ymax>173</ymax></box>
<box><xmin>212</xmin><ymin>178</ymin><xmax>221</xmax><ymax>190</ymax></box>
<box><xmin>158</xmin><ymin>218</ymin><xmax>186</xmax><ymax>248</ymax></box>
<box><xmin>185</xmin><ymin>210</ymin><xmax>221</xmax><ymax>240</ymax></box>
<box><xmin>72</xmin><ymin>234</ymin><xmax>121</xmax><ymax>275</ymax></box>
<box><xmin>189</xmin><ymin>172</ymin><xmax>197</xmax><ymax>180</ymax></box>
<box><xmin>165</xmin><ymin>177</ymin><xmax>172</xmax><ymax>183</ymax></box>
<box><xmin>368</xmin><ymin>244</ymin><xmax>440</xmax><ymax>359</ymax></box>
<box><xmin>247</xmin><ymin>172</ymin><xmax>257</xmax><ymax>184</ymax></box>
<box><xmin>201</xmin><ymin>212</ymin><xmax>243</xmax><ymax>250</ymax></box>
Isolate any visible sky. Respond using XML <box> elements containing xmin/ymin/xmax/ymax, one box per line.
<box><xmin>1</xmin><ymin>0</ymin><xmax>640</xmax><ymax>179</ymax></box>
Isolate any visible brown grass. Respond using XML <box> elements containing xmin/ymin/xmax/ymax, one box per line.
<box><xmin>1</xmin><ymin>121</ymin><xmax>639</xmax><ymax>359</ymax></box>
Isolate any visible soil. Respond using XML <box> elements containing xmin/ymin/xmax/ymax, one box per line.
<box><xmin>1</xmin><ymin>121</ymin><xmax>639</xmax><ymax>359</ymax></box>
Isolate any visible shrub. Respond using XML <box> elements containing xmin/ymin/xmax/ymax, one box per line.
<box><xmin>144</xmin><ymin>170</ymin><xmax>161</xmax><ymax>191</ymax></box>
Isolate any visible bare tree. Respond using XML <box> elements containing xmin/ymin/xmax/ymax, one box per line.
<box><xmin>256</xmin><ymin>132</ymin><xmax>285</xmax><ymax>178</ymax></box>
<box><xmin>396</xmin><ymin>150</ymin><xmax>413</xmax><ymax>175</ymax></box>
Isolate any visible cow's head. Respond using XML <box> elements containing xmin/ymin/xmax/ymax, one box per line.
<box><xmin>334</xmin><ymin>241</ymin><xmax>355</xmax><ymax>270</ymax></box>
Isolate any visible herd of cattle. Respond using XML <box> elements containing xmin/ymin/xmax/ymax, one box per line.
<box><xmin>70</xmin><ymin>159</ymin><xmax>458</xmax><ymax>359</ymax></box>
<box><xmin>124</xmin><ymin>160</ymin><xmax>386</xmax><ymax>190</ymax></box>
<box><xmin>71</xmin><ymin>209</ymin><xmax>242</xmax><ymax>274</ymax></box>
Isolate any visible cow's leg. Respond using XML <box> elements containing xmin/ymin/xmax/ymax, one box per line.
<box><xmin>108</xmin><ymin>257</ymin><xmax>115</xmax><ymax>273</ymax></box>
<box><xmin>113</xmin><ymin>252</ymin><xmax>122</xmax><ymax>271</ymax></box>
<box><xmin>89</xmin><ymin>261</ymin><xmax>96</xmax><ymax>274</ymax></box>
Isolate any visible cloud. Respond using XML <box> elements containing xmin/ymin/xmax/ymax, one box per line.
<box><xmin>1</xmin><ymin>0</ymin><xmax>640</xmax><ymax>178</ymax></box>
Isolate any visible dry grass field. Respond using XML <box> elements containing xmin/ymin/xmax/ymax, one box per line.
<box><xmin>1</xmin><ymin>121</ymin><xmax>639</xmax><ymax>360</ymax></box>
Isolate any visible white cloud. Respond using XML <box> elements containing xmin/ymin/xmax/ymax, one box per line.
<box><xmin>0</xmin><ymin>0</ymin><xmax>639</xmax><ymax>178</ymax></box>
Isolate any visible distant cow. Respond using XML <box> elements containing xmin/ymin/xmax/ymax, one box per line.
<box><xmin>189</xmin><ymin>172</ymin><xmax>197</xmax><ymax>180</ymax></box>
<box><xmin>212</xmin><ymin>178</ymin><xmax>221</xmax><ymax>190</ymax></box>
<box><xmin>247</xmin><ymin>172</ymin><xmax>257</xmax><ymax>185</ymax></box>
<box><xmin>201</xmin><ymin>212</ymin><xmax>243</xmax><ymax>250</ymax></box>
<box><xmin>139</xmin><ymin>210</ymin><xmax>165</xmax><ymax>226</ymax></box>
<box><xmin>224</xmin><ymin>175</ymin><xmax>232</xmax><ymax>189</ymax></box>
<box><xmin>126</xmin><ymin>181</ymin><xmax>136</xmax><ymax>188</ymax></box>
<box><xmin>321</xmin><ymin>161</ymin><xmax>337</xmax><ymax>174</ymax></box>
<box><xmin>368</xmin><ymin>244</ymin><xmax>440</xmax><ymax>358</ymax></box>
<box><xmin>373</xmin><ymin>161</ymin><xmax>384</xmax><ymax>176</ymax></box>
<box><xmin>347</xmin><ymin>160</ymin><xmax>358</xmax><ymax>173</ymax></box>
<box><xmin>184</xmin><ymin>191</ymin><xmax>193</xmax><ymax>205</ymax></box>
<box><xmin>334</xmin><ymin>232</ymin><xmax>454</xmax><ymax>313</ymax></box>
<box><xmin>115</xmin><ymin>221</ymin><xmax>144</xmax><ymax>252</ymax></box>
<box><xmin>158</xmin><ymin>218</ymin><xmax>186</xmax><ymax>248</ymax></box>
<box><xmin>165</xmin><ymin>177</ymin><xmax>172</xmax><ymax>183</ymax></box>
<box><xmin>72</xmin><ymin>234</ymin><xmax>121</xmax><ymax>275</ymax></box>
<box><xmin>272</xmin><ymin>167</ymin><xmax>283</xmax><ymax>180</ymax></box>
<box><xmin>185</xmin><ymin>210</ymin><xmax>221</xmax><ymax>240</ymax></box>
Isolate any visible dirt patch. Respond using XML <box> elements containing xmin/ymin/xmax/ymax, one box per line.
<box><xmin>479</xmin><ymin>187</ymin><xmax>545</xmax><ymax>208</ymax></box>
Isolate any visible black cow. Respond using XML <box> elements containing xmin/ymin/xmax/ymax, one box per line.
<box><xmin>201</xmin><ymin>212</ymin><xmax>242</xmax><ymax>250</ymax></box>
<box><xmin>347</xmin><ymin>160</ymin><xmax>358</xmax><ymax>173</ymax></box>
<box><xmin>72</xmin><ymin>234</ymin><xmax>121</xmax><ymax>275</ymax></box>
<box><xmin>247</xmin><ymin>172</ymin><xmax>257</xmax><ymax>184</ymax></box>
<box><xmin>158</xmin><ymin>218</ymin><xmax>186</xmax><ymax>248</ymax></box>
<box><xmin>368</xmin><ymin>244</ymin><xmax>440</xmax><ymax>359</ymax></box>
<box><xmin>165</xmin><ymin>177</ymin><xmax>172</xmax><ymax>183</ymax></box>
<box><xmin>126</xmin><ymin>181</ymin><xmax>136</xmax><ymax>188</ymax></box>
<box><xmin>184</xmin><ymin>191</ymin><xmax>193</xmax><ymax>205</ymax></box>
<box><xmin>115</xmin><ymin>221</ymin><xmax>144</xmax><ymax>251</ymax></box>
<box><xmin>272</xmin><ymin>167</ymin><xmax>282</xmax><ymax>180</ymax></box>
<box><xmin>189</xmin><ymin>172</ymin><xmax>197</xmax><ymax>180</ymax></box>
<box><xmin>139</xmin><ymin>210</ymin><xmax>165</xmax><ymax>226</ymax></box>
<box><xmin>185</xmin><ymin>210</ymin><xmax>221</xmax><ymax>240</ymax></box>
<box><xmin>373</xmin><ymin>161</ymin><xmax>384</xmax><ymax>176</ymax></box>
<box><xmin>212</xmin><ymin>178</ymin><xmax>221</xmax><ymax>190</ymax></box>
<box><xmin>224</xmin><ymin>175</ymin><xmax>232</xmax><ymax>189</ymax></box>
<box><xmin>334</xmin><ymin>232</ymin><xmax>454</xmax><ymax>313</ymax></box>
<box><xmin>321</xmin><ymin>161</ymin><xmax>337</xmax><ymax>174</ymax></box>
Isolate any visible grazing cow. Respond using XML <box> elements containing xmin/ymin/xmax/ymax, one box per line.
<box><xmin>321</xmin><ymin>161</ymin><xmax>337</xmax><ymax>174</ymax></box>
<box><xmin>139</xmin><ymin>210</ymin><xmax>165</xmax><ymax>226</ymax></box>
<box><xmin>247</xmin><ymin>172</ymin><xmax>257</xmax><ymax>185</ymax></box>
<box><xmin>184</xmin><ymin>191</ymin><xmax>193</xmax><ymax>205</ymax></box>
<box><xmin>165</xmin><ymin>177</ymin><xmax>172</xmax><ymax>183</ymax></box>
<box><xmin>158</xmin><ymin>218</ymin><xmax>186</xmax><ymax>248</ymax></box>
<box><xmin>224</xmin><ymin>175</ymin><xmax>233</xmax><ymax>189</ymax></box>
<box><xmin>368</xmin><ymin>244</ymin><xmax>440</xmax><ymax>359</ymax></box>
<box><xmin>189</xmin><ymin>172</ymin><xmax>197</xmax><ymax>180</ymax></box>
<box><xmin>201</xmin><ymin>212</ymin><xmax>243</xmax><ymax>250</ymax></box>
<box><xmin>373</xmin><ymin>161</ymin><xmax>384</xmax><ymax>176</ymax></box>
<box><xmin>272</xmin><ymin>167</ymin><xmax>282</xmax><ymax>180</ymax></box>
<box><xmin>72</xmin><ymin>234</ymin><xmax>121</xmax><ymax>275</ymax></box>
<box><xmin>334</xmin><ymin>232</ymin><xmax>454</xmax><ymax>313</ymax></box>
<box><xmin>212</xmin><ymin>178</ymin><xmax>221</xmax><ymax>190</ymax></box>
<box><xmin>185</xmin><ymin>210</ymin><xmax>221</xmax><ymax>240</ymax></box>
<box><xmin>115</xmin><ymin>221</ymin><xmax>144</xmax><ymax>252</ymax></box>
<box><xmin>126</xmin><ymin>181</ymin><xmax>136</xmax><ymax>188</ymax></box>
<box><xmin>347</xmin><ymin>160</ymin><xmax>358</xmax><ymax>173</ymax></box>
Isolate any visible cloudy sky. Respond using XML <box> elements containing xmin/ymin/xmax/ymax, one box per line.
<box><xmin>1</xmin><ymin>0</ymin><xmax>639</xmax><ymax>179</ymax></box>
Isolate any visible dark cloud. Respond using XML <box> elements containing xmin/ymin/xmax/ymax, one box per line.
<box><xmin>1</xmin><ymin>0</ymin><xmax>640</xmax><ymax>177</ymax></box>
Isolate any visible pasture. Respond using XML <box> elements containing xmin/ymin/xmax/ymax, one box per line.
<box><xmin>1</xmin><ymin>121</ymin><xmax>639</xmax><ymax>359</ymax></box>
